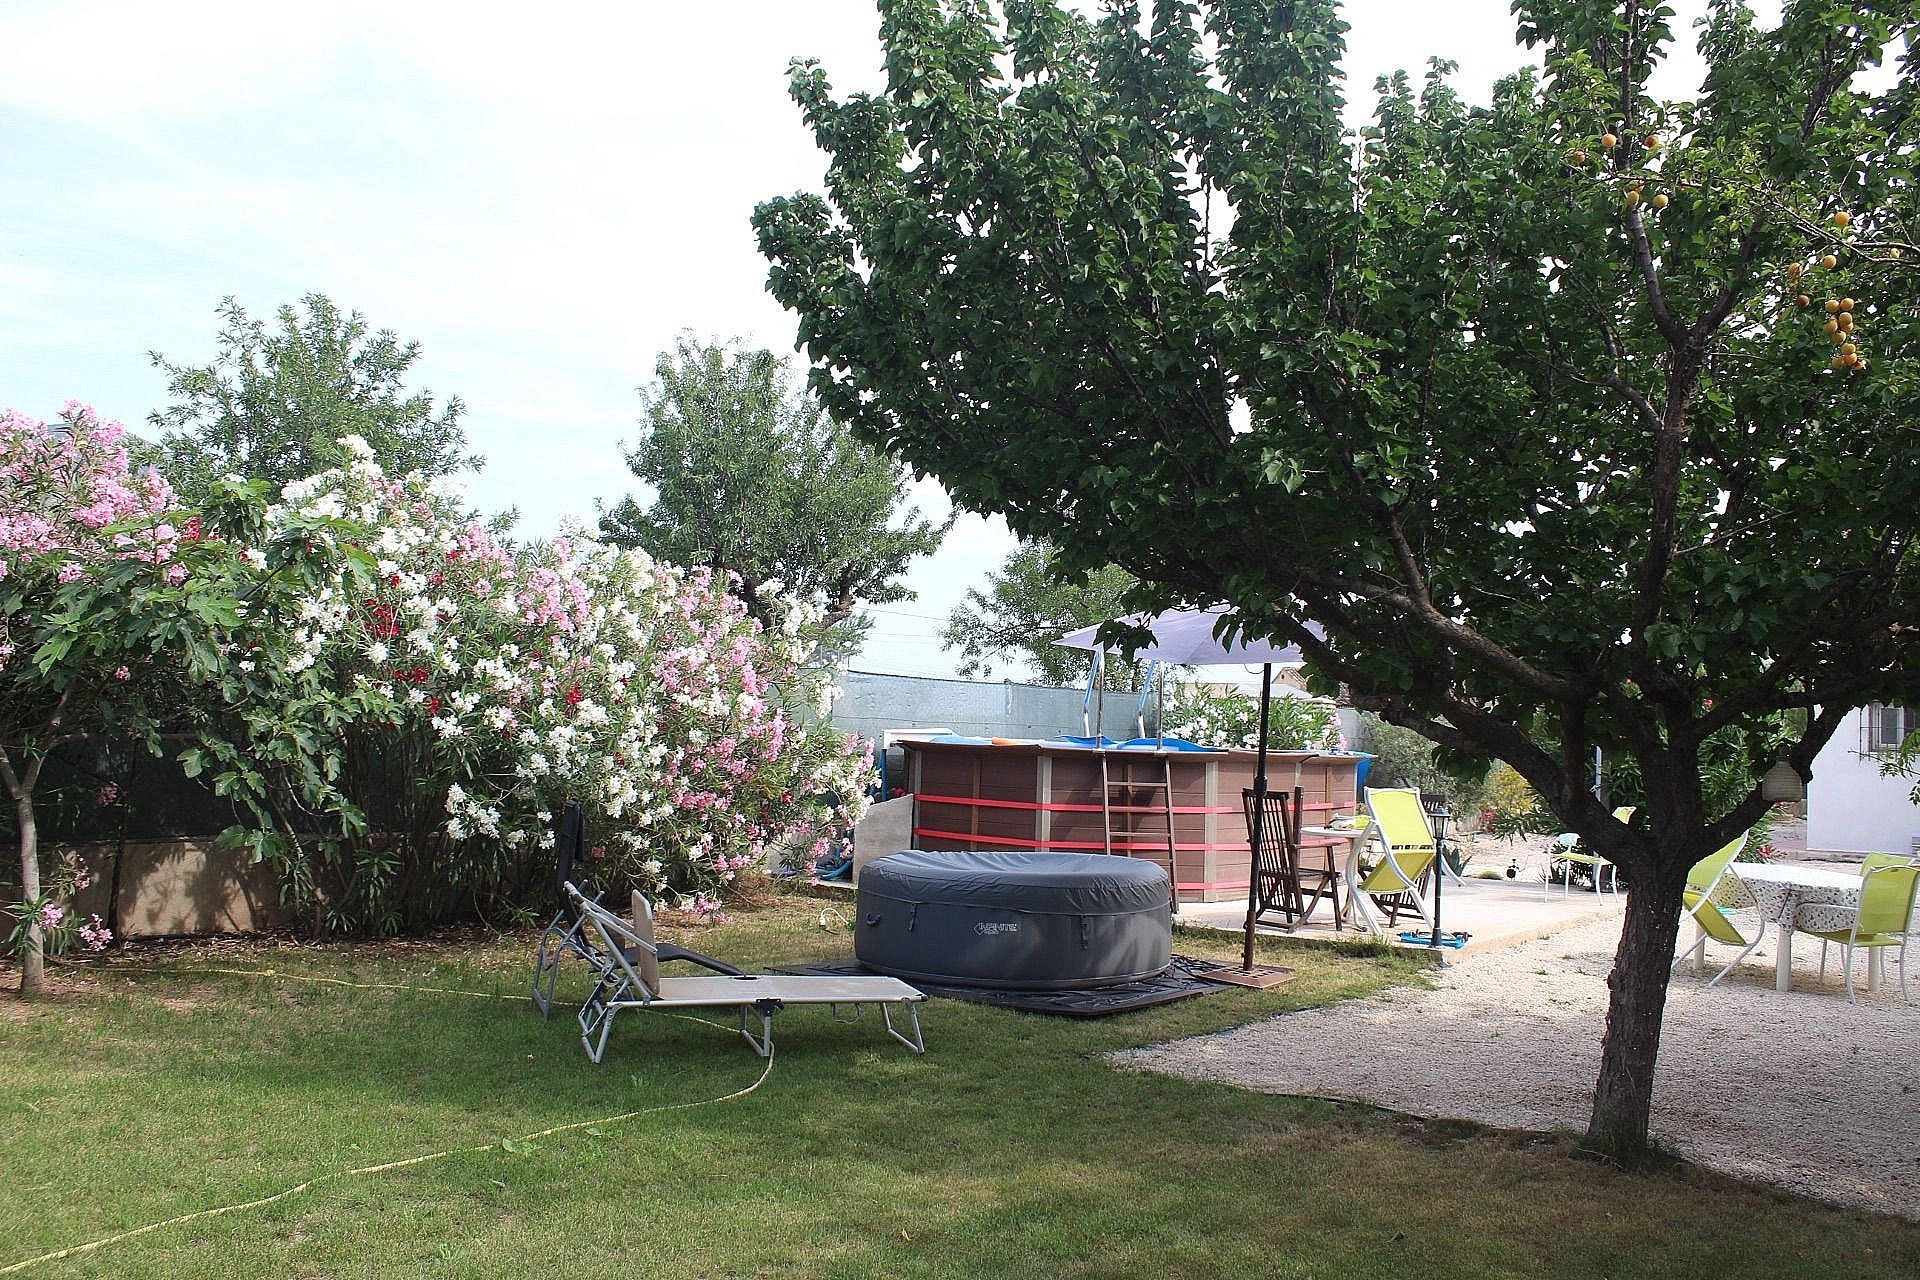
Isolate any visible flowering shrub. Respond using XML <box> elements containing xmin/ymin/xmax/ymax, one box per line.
<box><xmin>1160</xmin><ymin>681</ymin><xmax>1338</xmax><ymax>751</ymax></box>
<box><xmin>242</xmin><ymin>441</ymin><xmax>873</xmax><ymax>931</ymax></box>
<box><xmin>0</xmin><ymin>857</ymin><xmax>111</xmax><ymax>963</ymax></box>
<box><xmin>3</xmin><ymin>404</ymin><xmax>362</xmax><ymax>991</ymax></box>
<box><xmin>1477</xmin><ymin>763</ymin><xmax>1555</xmax><ymax>840</ymax></box>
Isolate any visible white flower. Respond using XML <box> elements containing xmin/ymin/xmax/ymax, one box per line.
<box><xmin>366</xmin><ymin>642</ymin><xmax>389</xmax><ymax>663</ymax></box>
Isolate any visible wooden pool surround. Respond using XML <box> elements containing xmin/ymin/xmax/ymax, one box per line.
<box><xmin>901</xmin><ymin>739</ymin><xmax>1364</xmax><ymax>903</ymax></box>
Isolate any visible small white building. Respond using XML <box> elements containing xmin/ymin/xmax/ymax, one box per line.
<box><xmin>1807</xmin><ymin>704</ymin><xmax>1920</xmax><ymax>855</ymax></box>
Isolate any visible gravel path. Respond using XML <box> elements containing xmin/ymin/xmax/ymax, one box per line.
<box><xmin>1120</xmin><ymin>908</ymin><xmax>1920</xmax><ymax>1219</ymax></box>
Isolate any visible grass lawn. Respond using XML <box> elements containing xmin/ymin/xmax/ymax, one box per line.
<box><xmin>3</xmin><ymin>896</ymin><xmax>1915</xmax><ymax>1279</ymax></box>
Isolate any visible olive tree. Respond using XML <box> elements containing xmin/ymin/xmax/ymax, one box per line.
<box><xmin>756</xmin><ymin>0</ymin><xmax>1920</xmax><ymax>1159</ymax></box>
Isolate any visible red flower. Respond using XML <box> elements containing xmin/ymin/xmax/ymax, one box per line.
<box><xmin>182</xmin><ymin>515</ymin><xmax>203</xmax><ymax>542</ymax></box>
<box><xmin>426</xmin><ymin>695</ymin><xmax>443</xmax><ymax>717</ymax></box>
<box><xmin>411</xmin><ymin>665</ymin><xmax>430</xmax><ymax>684</ymax></box>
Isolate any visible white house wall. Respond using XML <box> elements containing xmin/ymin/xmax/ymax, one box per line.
<box><xmin>1807</xmin><ymin>708</ymin><xmax>1920</xmax><ymax>855</ymax></box>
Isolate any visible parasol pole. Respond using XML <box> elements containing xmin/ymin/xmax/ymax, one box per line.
<box><xmin>1156</xmin><ymin>663</ymin><xmax>1166</xmax><ymax>749</ymax></box>
<box><xmin>1240</xmin><ymin>662</ymin><xmax>1274</xmax><ymax>971</ymax></box>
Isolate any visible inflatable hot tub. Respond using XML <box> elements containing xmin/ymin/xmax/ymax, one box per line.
<box><xmin>855</xmin><ymin>850</ymin><xmax>1172</xmax><ymax>990</ymax></box>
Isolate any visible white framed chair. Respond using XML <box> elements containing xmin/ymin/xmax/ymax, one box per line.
<box><xmin>1801</xmin><ymin>862</ymin><xmax>1919</xmax><ymax>1002</ymax></box>
<box><xmin>1544</xmin><ymin>806</ymin><xmax>1636</xmax><ymax>899</ymax></box>
<box><xmin>1673</xmin><ymin>832</ymin><xmax>1757</xmax><ymax>985</ymax></box>
<box><xmin>1344</xmin><ymin>788</ymin><xmax>1437</xmax><ymax>938</ymax></box>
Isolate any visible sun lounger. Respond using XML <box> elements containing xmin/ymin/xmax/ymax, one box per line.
<box><xmin>566</xmin><ymin>884</ymin><xmax>928</xmax><ymax>1062</ymax></box>
<box><xmin>531</xmin><ymin>800</ymin><xmax>741</xmax><ymax>1018</ymax></box>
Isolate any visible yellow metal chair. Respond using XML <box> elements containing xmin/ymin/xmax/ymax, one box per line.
<box><xmin>1673</xmin><ymin>832</ymin><xmax>1756</xmax><ymax>984</ymax></box>
<box><xmin>1802</xmin><ymin>863</ymin><xmax>1919</xmax><ymax>1002</ymax></box>
<box><xmin>1344</xmin><ymin>787</ymin><xmax>1437</xmax><ymax>938</ymax></box>
<box><xmin>1545</xmin><ymin>806</ymin><xmax>1636</xmax><ymax>899</ymax></box>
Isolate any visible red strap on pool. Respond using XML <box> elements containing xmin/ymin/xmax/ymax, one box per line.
<box><xmin>911</xmin><ymin>826</ymin><xmax>1252</xmax><ymax>853</ymax></box>
<box><xmin>915</xmin><ymin>792</ymin><xmax>1242</xmax><ymax>816</ymax></box>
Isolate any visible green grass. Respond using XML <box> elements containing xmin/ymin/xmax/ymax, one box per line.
<box><xmin>2</xmin><ymin>899</ymin><xmax>1914</xmax><ymax>1279</ymax></box>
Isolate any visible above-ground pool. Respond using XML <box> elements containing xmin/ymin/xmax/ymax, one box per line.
<box><xmin>900</xmin><ymin>738</ymin><xmax>1366</xmax><ymax>902</ymax></box>
<box><xmin>855</xmin><ymin>850</ymin><xmax>1173</xmax><ymax>990</ymax></box>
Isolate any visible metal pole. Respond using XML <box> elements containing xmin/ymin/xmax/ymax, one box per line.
<box><xmin>1155</xmin><ymin>664</ymin><xmax>1165</xmax><ymax>749</ymax></box>
<box><xmin>1240</xmin><ymin>663</ymin><xmax>1274</xmax><ymax>971</ymax></box>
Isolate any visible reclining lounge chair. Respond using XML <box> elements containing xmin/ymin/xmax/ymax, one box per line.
<box><xmin>531</xmin><ymin>799</ymin><xmax>741</xmax><ymax>1018</ymax></box>
<box><xmin>567</xmin><ymin>884</ymin><xmax>928</xmax><ymax>1062</ymax></box>
<box><xmin>1345</xmin><ymin>787</ymin><xmax>1439</xmax><ymax>938</ymax></box>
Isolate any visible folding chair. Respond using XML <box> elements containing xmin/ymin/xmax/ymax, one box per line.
<box><xmin>1672</xmin><ymin>832</ymin><xmax>1755</xmax><ymax>983</ymax></box>
<box><xmin>1244</xmin><ymin>786</ymin><xmax>1305</xmax><ymax>926</ymax></box>
<box><xmin>1345</xmin><ymin>787</ymin><xmax>1438</xmax><ymax>938</ymax></box>
<box><xmin>1545</xmin><ymin>806</ymin><xmax>1637</xmax><ymax>898</ymax></box>
<box><xmin>569</xmin><ymin>885</ymin><xmax>928</xmax><ymax>1062</ymax></box>
<box><xmin>1802</xmin><ymin>862</ymin><xmax>1918</xmax><ymax>1002</ymax></box>
<box><xmin>531</xmin><ymin>799</ymin><xmax>740</xmax><ymax>1018</ymax></box>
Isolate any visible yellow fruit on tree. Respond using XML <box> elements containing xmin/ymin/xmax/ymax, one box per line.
<box><xmin>1834</xmin><ymin>210</ymin><xmax>1851</xmax><ymax>227</ymax></box>
<box><xmin>1833</xmin><ymin>356</ymin><xmax>1848</xmax><ymax>369</ymax></box>
<box><xmin>1837</xmin><ymin>313</ymin><xmax>1853</xmax><ymax>332</ymax></box>
<box><xmin>1794</xmin><ymin>294</ymin><xmax>1813</xmax><ymax>308</ymax></box>
<box><xmin>1786</xmin><ymin>262</ymin><xmax>1804</xmax><ymax>281</ymax></box>
<box><xmin>1601</xmin><ymin>132</ymin><xmax>1618</xmax><ymax>150</ymax></box>
<box><xmin>1840</xmin><ymin>297</ymin><xmax>1854</xmax><ymax>311</ymax></box>
<box><xmin>1821</xmin><ymin>254</ymin><xmax>1840</xmax><ymax>269</ymax></box>
<box><xmin>1651</xmin><ymin>193</ymin><xmax>1669</xmax><ymax>209</ymax></box>
<box><xmin>1825</xmin><ymin>299</ymin><xmax>1842</xmax><ymax>313</ymax></box>
<box><xmin>1824</xmin><ymin>318</ymin><xmax>1840</xmax><ymax>333</ymax></box>
<box><xmin>1841</xmin><ymin>342</ymin><xmax>1857</xmax><ymax>357</ymax></box>
<box><xmin>1643</xmin><ymin>134</ymin><xmax>1660</xmax><ymax>150</ymax></box>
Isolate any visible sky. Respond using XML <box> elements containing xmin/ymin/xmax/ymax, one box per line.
<box><xmin>0</xmin><ymin>0</ymin><xmax>1748</xmax><ymax>680</ymax></box>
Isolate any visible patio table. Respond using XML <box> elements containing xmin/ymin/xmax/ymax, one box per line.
<box><xmin>1724</xmin><ymin>863</ymin><xmax>1867</xmax><ymax>993</ymax></box>
<box><xmin>1300</xmin><ymin>825</ymin><xmax>1365</xmax><ymax>929</ymax></box>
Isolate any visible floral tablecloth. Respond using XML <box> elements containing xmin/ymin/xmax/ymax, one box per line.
<box><xmin>1724</xmin><ymin>863</ymin><xmax>1862</xmax><ymax>935</ymax></box>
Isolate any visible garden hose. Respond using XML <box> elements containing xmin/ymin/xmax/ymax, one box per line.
<box><xmin>3</xmin><ymin>965</ymin><xmax>773</xmax><ymax>1275</ymax></box>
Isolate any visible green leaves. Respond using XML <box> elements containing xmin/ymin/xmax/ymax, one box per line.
<box><xmin>148</xmin><ymin>294</ymin><xmax>478</xmax><ymax>505</ymax></box>
<box><xmin>757</xmin><ymin>0</ymin><xmax>1920</xmax><ymax>845</ymax></box>
<box><xmin>599</xmin><ymin>337</ymin><xmax>952</xmax><ymax>632</ymax></box>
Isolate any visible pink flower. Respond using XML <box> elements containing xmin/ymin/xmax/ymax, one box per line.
<box><xmin>97</xmin><ymin>782</ymin><xmax>121</xmax><ymax>805</ymax></box>
<box><xmin>114</xmin><ymin>666</ymin><xmax>131</xmax><ymax>681</ymax></box>
<box><xmin>39</xmin><ymin>902</ymin><xmax>65</xmax><ymax>929</ymax></box>
<box><xmin>78</xmin><ymin>915</ymin><xmax>112</xmax><ymax>951</ymax></box>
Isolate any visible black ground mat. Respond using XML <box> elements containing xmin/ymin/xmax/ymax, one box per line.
<box><xmin>772</xmin><ymin>953</ymin><xmax>1232</xmax><ymax>1018</ymax></box>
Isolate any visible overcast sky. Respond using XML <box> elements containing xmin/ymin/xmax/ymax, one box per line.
<box><xmin>0</xmin><ymin>0</ymin><xmax>1744</xmax><ymax>679</ymax></box>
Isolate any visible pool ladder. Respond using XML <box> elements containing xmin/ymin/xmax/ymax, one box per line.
<box><xmin>1100</xmin><ymin>753</ymin><xmax>1180</xmax><ymax>910</ymax></box>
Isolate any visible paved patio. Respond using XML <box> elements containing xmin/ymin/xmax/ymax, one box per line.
<box><xmin>1175</xmin><ymin>832</ymin><xmax>1626</xmax><ymax>953</ymax></box>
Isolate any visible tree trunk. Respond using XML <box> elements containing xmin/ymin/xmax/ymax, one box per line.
<box><xmin>14</xmin><ymin>788</ymin><xmax>44</xmax><ymax>996</ymax></box>
<box><xmin>1585</xmin><ymin>863</ymin><xmax>1687</xmax><ymax>1162</ymax></box>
